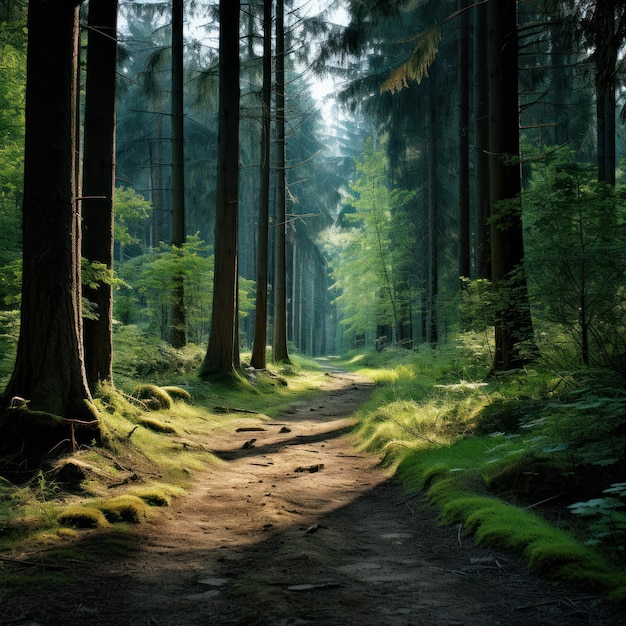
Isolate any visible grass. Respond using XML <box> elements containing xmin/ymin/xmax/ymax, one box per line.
<box><xmin>338</xmin><ymin>342</ymin><xmax>626</xmax><ymax>603</ymax></box>
<box><xmin>0</xmin><ymin>345</ymin><xmax>330</xmax><ymax>564</ymax></box>
<box><xmin>2</xmin><ymin>329</ymin><xmax>626</xmax><ymax>604</ymax></box>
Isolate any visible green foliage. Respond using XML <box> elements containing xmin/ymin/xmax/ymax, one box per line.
<box><xmin>349</xmin><ymin>342</ymin><xmax>626</xmax><ymax>598</ymax></box>
<box><xmin>325</xmin><ymin>136</ymin><xmax>417</xmax><ymax>344</ymax></box>
<box><xmin>115</xmin><ymin>234</ymin><xmax>214</xmax><ymax>343</ymax></box>
<box><xmin>0</xmin><ymin>15</ymin><xmax>26</xmax><ymax>299</ymax></box>
<box><xmin>456</xmin><ymin>278</ymin><xmax>496</xmax><ymax>333</ymax></box>
<box><xmin>112</xmin><ymin>324</ymin><xmax>204</xmax><ymax>383</ymax></box>
<box><xmin>115</xmin><ymin>234</ymin><xmax>255</xmax><ymax>346</ymax></box>
<box><xmin>569</xmin><ymin>484</ymin><xmax>626</xmax><ymax>557</ymax></box>
<box><xmin>114</xmin><ymin>186</ymin><xmax>153</xmax><ymax>248</ymax></box>
<box><xmin>524</xmin><ymin>152</ymin><xmax>626</xmax><ymax>370</ymax></box>
<box><xmin>0</xmin><ymin>308</ymin><xmax>19</xmax><ymax>385</ymax></box>
<box><xmin>0</xmin><ymin>258</ymin><xmax>20</xmax><ymax>307</ymax></box>
<box><xmin>81</xmin><ymin>258</ymin><xmax>119</xmax><ymax>321</ymax></box>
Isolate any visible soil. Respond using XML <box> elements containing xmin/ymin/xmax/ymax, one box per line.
<box><xmin>2</xmin><ymin>368</ymin><xmax>624</xmax><ymax>626</ymax></box>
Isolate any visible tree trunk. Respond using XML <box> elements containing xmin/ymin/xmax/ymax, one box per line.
<box><xmin>82</xmin><ymin>0</ymin><xmax>118</xmax><ymax>388</ymax></box>
<box><xmin>200</xmin><ymin>0</ymin><xmax>241</xmax><ymax>377</ymax></box>
<box><xmin>272</xmin><ymin>0</ymin><xmax>290</xmax><ymax>364</ymax></box>
<box><xmin>169</xmin><ymin>0</ymin><xmax>187</xmax><ymax>348</ymax></box>
<box><xmin>1</xmin><ymin>1</ymin><xmax>101</xmax><ymax>469</ymax></box>
<box><xmin>149</xmin><ymin>115</ymin><xmax>165</xmax><ymax>248</ymax></box>
<box><xmin>251</xmin><ymin>0</ymin><xmax>273</xmax><ymax>369</ymax></box>
<box><xmin>474</xmin><ymin>0</ymin><xmax>490</xmax><ymax>280</ymax></box>
<box><xmin>487</xmin><ymin>0</ymin><xmax>534</xmax><ymax>370</ymax></box>
<box><xmin>594</xmin><ymin>2</ymin><xmax>618</xmax><ymax>186</ymax></box>
<box><xmin>457</xmin><ymin>0</ymin><xmax>470</xmax><ymax>280</ymax></box>
<box><xmin>427</xmin><ymin>91</ymin><xmax>438</xmax><ymax>346</ymax></box>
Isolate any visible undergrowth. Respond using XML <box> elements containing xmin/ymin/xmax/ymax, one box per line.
<box><xmin>338</xmin><ymin>340</ymin><xmax>626</xmax><ymax>603</ymax></box>
<box><xmin>0</xmin><ymin>332</ymin><xmax>327</xmax><ymax>564</ymax></box>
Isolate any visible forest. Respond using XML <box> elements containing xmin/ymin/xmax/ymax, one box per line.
<box><xmin>1</xmin><ymin>0</ymin><xmax>626</xmax><ymax>618</ymax></box>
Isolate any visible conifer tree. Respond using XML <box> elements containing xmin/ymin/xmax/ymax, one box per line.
<box><xmin>169</xmin><ymin>0</ymin><xmax>186</xmax><ymax>348</ymax></box>
<box><xmin>200</xmin><ymin>0</ymin><xmax>241</xmax><ymax>377</ymax></box>
<box><xmin>82</xmin><ymin>0</ymin><xmax>118</xmax><ymax>387</ymax></box>
<box><xmin>1</xmin><ymin>0</ymin><xmax>101</xmax><ymax>466</ymax></box>
<box><xmin>251</xmin><ymin>0</ymin><xmax>273</xmax><ymax>369</ymax></box>
<box><xmin>272</xmin><ymin>0</ymin><xmax>290</xmax><ymax>364</ymax></box>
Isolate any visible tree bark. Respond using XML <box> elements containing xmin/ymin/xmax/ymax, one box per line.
<box><xmin>457</xmin><ymin>0</ymin><xmax>470</xmax><ymax>280</ymax></box>
<box><xmin>272</xmin><ymin>0</ymin><xmax>290</xmax><ymax>364</ymax></box>
<box><xmin>251</xmin><ymin>0</ymin><xmax>273</xmax><ymax>369</ymax></box>
<box><xmin>169</xmin><ymin>0</ymin><xmax>187</xmax><ymax>348</ymax></box>
<box><xmin>427</xmin><ymin>88</ymin><xmax>438</xmax><ymax>346</ymax></box>
<box><xmin>474</xmin><ymin>0</ymin><xmax>490</xmax><ymax>280</ymax></box>
<box><xmin>82</xmin><ymin>0</ymin><xmax>118</xmax><ymax>388</ymax></box>
<box><xmin>200</xmin><ymin>0</ymin><xmax>241</xmax><ymax>377</ymax></box>
<box><xmin>2</xmin><ymin>0</ymin><xmax>94</xmax><ymax>418</ymax></box>
<box><xmin>0</xmin><ymin>1</ymin><xmax>101</xmax><ymax>471</ymax></box>
<box><xmin>487</xmin><ymin>0</ymin><xmax>534</xmax><ymax>370</ymax></box>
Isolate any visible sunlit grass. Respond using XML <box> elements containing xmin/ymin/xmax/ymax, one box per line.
<box><xmin>348</xmin><ymin>342</ymin><xmax>626</xmax><ymax>601</ymax></box>
<box><xmin>0</xmin><ymin>354</ymin><xmax>332</xmax><ymax>557</ymax></box>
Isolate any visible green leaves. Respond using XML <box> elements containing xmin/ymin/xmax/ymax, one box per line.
<box><xmin>569</xmin><ymin>485</ymin><xmax>626</xmax><ymax>554</ymax></box>
<box><xmin>114</xmin><ymin>186</ymin><xmax>153</xmax><ymax>248</ymax></box>
<box><xmin>524</xmin><ymin>152</ymin><xmax>626</xmax><ymax>369</ymax></box>
<box><xmin>326</xmin><ymin>136</ymin><xmax>417</xmax><ymax>342</ymax></box>
<box><xmin>381</xmin><ymin>27</ymin><xmax>441</xmax><ymax>94</ymax></box>
<box><xmin>116</xmin><ymin>234</ymin><xmax>215</xmax><ymax>343</ymax></box>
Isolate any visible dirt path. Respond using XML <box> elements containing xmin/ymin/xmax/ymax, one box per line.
<box><xmin>4</xmin><ymin>370</ymin><xmax>623</xmax><ymax>625</ymax></box>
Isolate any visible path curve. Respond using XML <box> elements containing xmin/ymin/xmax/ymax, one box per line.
<box><xmin>6</xmin><ymin>370</ymin><xmax>623</xmax><ymax>625</ymax></box>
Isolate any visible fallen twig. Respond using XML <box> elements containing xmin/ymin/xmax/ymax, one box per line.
<box><xmin>214</xmin><ymin>406</ymin><xmax>260</xmax><ymax>415</ymax></box>
<box><xmin>0</xmin><ymin>555</ymin><xmax>70</xmax><ymax>570</ymax></box>
<box><xmin>393</xmin><ymin>492</ymin><xmax>421</xmax><ymax>506</ymax></box>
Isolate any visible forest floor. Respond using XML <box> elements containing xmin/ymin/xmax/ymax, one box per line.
<box><xmin>2</xmin><ymin>367</ymin><xmax>625</xmax><ymax>625</ymax></box>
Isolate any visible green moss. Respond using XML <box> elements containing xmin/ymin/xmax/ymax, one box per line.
<box><xmin>97</xmin><ymin>495</ymin><xmax>149</xmax><ymax>523</ymax></box>
<box><xmin>94</xmin><ymin>382</ymin><xmax>140</xmax><ymax>419</ymax></box>
<box><xmin>57</xmin><ymin>505</ymin><xmax>110</xmax><ymax>529</ymax></box>
<box><xmin>606</xmin><ymin>583</ymin><xmax>626</xmax><ymax>603</ymax></box>
<box><xmin>138</xmin><ymin>416</ymin><xmax>178</xmax><ymax>434</ymax></box>
<box><xmin>131</xmin><ymin>384</ymin><xmax>173</xmax><ymax>410</ymax></box>
<box><xmin>161</xmin><ymin>385</ymin><xmax>193</xmax><ymax>403</ymax></box>
<box><xmin>440</xmin><ymin>495</ymin><xmax>496</xmax><ymax>526</ymax></box>
<box><xmin>131</xmin><ymin>488</ymin><xmax>170</xmax><ymax>507</ymax></box>
<box><xmin>130</xmin><ymin>482</ymin><xmax>186</xmax><ymax>507</ymax></box>
<box><xmin>526</xmin><ymin>537</ymin><xmax>606</xmax><ymax>575</ymax></box>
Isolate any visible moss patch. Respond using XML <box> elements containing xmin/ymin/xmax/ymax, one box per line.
<box><xmin>130</xmin><ymin>384</ymin><xmax>173</xmax><ymax>410</ymax></box>
<box><xmin>57</xmin><ymin>506</ymin><xmax>110</xmax><ymax>529</ymax></box>
<box><xmin>161</xmin><ymin>385</ymin><xmax>193</xmax><ymax>403</ymax></box>
<box><xmin>138</xmin><ymin>416</ymin><xmax>178</xmax><ymax>434</ymax></box>
<box><xmin>97</xmin><ymin>495</ymin><xmax>149</xmax><ymax>523</ymax></box>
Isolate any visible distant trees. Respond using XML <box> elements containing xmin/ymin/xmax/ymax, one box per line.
<box><xmin>329</xmin><ymin>137</ymin><xmax>415</xmax><ymax>346</ymax></box>
<box><xmin>325</xmin><ymin>0</ymin><xmax>625</xmax><ymax>370</ymax></box>
<box><xmin>112</xmin><ymin>0</ymin><xmax>335</xmax><ymax>362</ymax></box>
<box><xmin>3</xmin><ymin>0</ymin><xmax>626</xmax><ymax>408</ymax></box>
<box><xmin>581</xmin><ymin>1</ymin><xmax>626</xmax><ymax>185</ymax></box>
<box><xmin>0</xmin><ymin>3</ymin><xmax>26</xmax><ymax>312</ymax></box>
